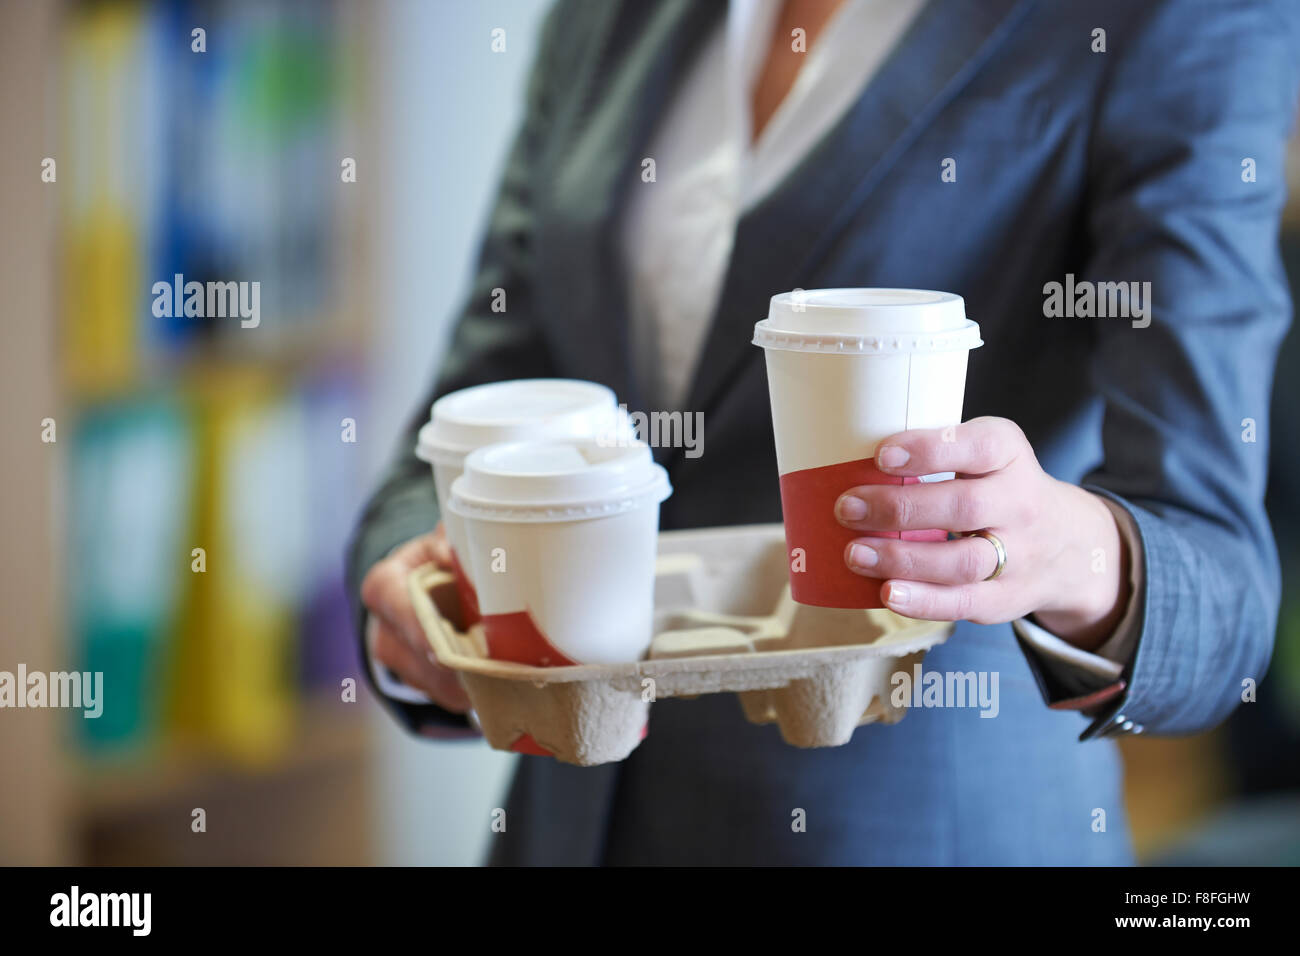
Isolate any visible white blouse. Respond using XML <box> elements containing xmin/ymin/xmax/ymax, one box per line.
<box><xmin>618</xmin><ymin>0</ymin><xmax>929</xmax><ymax>411</ymax></box>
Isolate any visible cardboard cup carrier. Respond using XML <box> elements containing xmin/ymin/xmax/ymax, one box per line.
<box><xmin>753</xmin><ymin>289</ymin><xmax>982</xmax><ymax>609</ymax></box>
<box><xmin>406</xmin><ymin>373</ymin><xmax>955</xmax><ymax>765</ymax></box>
<box><xmin>415</xmin><ymin>379</ymin><xmax>626</xmax><ymax>627</ymax></box>
<box><xmin>408</xmin><ymin>523</ymin><xmax>954</xmax><ymax>765</ymax></box>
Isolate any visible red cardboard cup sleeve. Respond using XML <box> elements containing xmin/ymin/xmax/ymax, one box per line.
<box><xmin>779</xmin><ymin>456</ymin><xmax>946</xmax><ymax>609</ymax></box>
<box><xmin>481</xmin><ymin>608</ymin><xmax>577</xmax><ymax>668</ymax></box>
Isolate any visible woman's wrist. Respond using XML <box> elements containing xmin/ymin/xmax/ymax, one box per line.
<box><xmin>1031</xmin><ymin>484</ymin><xmax>1131</xmax><ymax>652</ymax></box>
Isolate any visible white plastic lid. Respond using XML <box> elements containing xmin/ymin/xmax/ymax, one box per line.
<box><xmin>448</xmin><ymin>439</ymin><xmax>671</xmax><ymax>523</ymax></box>
<box><xmin>753</xmin><ymin>288</ymin><xmax>982</xmax><ymax>354</ymax></box>
<box><xmin>416</xmin><ymin>379</ymin><xmax>620</xmax><ymax>466</ymax></box>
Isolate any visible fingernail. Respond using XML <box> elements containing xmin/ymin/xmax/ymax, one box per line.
<box><xmin>836</xmin><ymin>495</ymin><xmax>868</xmax><ymax>521</ymax></box>
<box><xmin>885</xmin><ymin>582</ymin><xmax>910</xmax><ymax>608</ymax></box>
<box><xmin>847</xmin><ymin>543</ymin><xmax>878</xmax><ymax>568</ymax></box>
<box><xmin>877</xmin><ymin>445</ymin><xmax>909</xmax><ymax>470</ymax></box>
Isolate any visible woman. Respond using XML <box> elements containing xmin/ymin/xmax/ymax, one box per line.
<box><xmin>349</xmin><ymin>0</ymin><xmax>1299</xmax><ymax>864</ymax></box>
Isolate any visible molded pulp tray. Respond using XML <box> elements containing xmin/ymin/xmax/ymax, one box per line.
<box><xmin>408</xmin><ymin>523</ymin><xmax>953</xmax><ymax>766</ymax></box>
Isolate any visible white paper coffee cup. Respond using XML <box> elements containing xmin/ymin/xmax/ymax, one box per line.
<box><xmin>753</xmin><ymin>289</ymin><xmax>982</xmax><ymax>609</ymax></box>
<box><xmin>447</xmin><ymin>439</ymin><xmax>671</xmax><ymax>666</ymax></box>
<box><xmin>415</xmin><ymin>379</ymin><xmax>628</xmax><ymax>624</ymax></box>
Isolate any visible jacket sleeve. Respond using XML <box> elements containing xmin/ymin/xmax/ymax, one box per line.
<box><xmin>345</xmin><ymin>2</ymin><xmax>573</xmax><ymax>734</ymax></box>
<box><xmin>1074</xmin><ymin>0</ymin><xmax>1299</xmax><ymax>736</ymax></box>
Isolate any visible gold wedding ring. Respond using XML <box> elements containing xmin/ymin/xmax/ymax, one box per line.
<box><xmin>963</xmin><ymin>530</ymin><xmax>1007</xmax><ymax>581</ymax></box>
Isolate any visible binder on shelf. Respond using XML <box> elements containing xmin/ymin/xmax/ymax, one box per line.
<box><xmin>69</xmin><ymin>399</ymin><xmax>194</xmax><ymax>753</ymax></box>
<box><xmin>175</xmin><ymin>372</ymin><xmax>307</xmax><ymax>762</ymax></box>
<box><xmin>61</xmin><ymin>3</ymin><xmax>159</xmax><ymax>392</ymax></box>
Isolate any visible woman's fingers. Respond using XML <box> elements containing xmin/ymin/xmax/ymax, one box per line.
<box><xmin>370</xmin><ymin>618</ymin><xmax>472</xmax><ymax>712</ymax></box>
<box><xmin>878</xmin><ymin>579</ymin><xmax>1020</xmax><ymax>627</ymax></box>
<box><xmin>429</xmin><ymin>526</ymin><xmax>454</xmax><ymax>568</ymax></box>
<box><xmin>835</xmin><ymin>474</ymin><xmax>1011</xmax><ymax>533</ymax></box>
<box><xmin>361</xmin><ymin>527</ymin><xmax>473</xmax><ymax>713</ymax></box>
<box><xmin>873</xmin><ymin>417</ymin><xmax>1029</xmax><ymax>478</ymax></box>
<box><xmin>880</xmin><ymin>580</ymin><xmax>980</xmax><ymax>622</ymax></box>
<box><xmin>844</xmin><ymin>534</ymin><xmax>1000</xmax><ymax>585</ymax></box>
<box><xmin>369</xmin><ymin>618</ymin><xmax>428</xmax><ymax>682</ymax></box>
<box><xmin>360</xmin><ymin>553</ymin><xmax>428</xmax><ymax>654</ymax></box>
<box><xmin>389</xmin><ymin>525</ymin><xmax>454</xmax><ymax>572</ymax></box>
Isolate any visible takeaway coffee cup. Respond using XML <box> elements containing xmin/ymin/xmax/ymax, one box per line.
<box><xmin>415</xmin><ymin>379</ymin><xmax>628</xmax><ymax>626</ymax></box>
<box><xmin>752</xmin><ymin>289</ymin><xmax>982</xmax><ymax>609</ymax></box>
<box><xmin>447</xmin><ymin>439</ymin><xmax>671</xmax><ymax>666</ymax></box>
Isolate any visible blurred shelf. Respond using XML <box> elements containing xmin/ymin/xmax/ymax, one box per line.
<box><xmin>63</xmin><ymin>313</ymin><xmax>370</xmax><ymax>404</ymax></box>
<box><xmin>73</xmin><ymin>693</ymin><xmax>372</xmax><ymax>821</ymax></box>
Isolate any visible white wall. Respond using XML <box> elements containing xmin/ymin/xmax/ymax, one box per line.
<box><xmin>367</xmin><ymin>0</ymin><xmax>553</xmax><ymax>866</ymax></box>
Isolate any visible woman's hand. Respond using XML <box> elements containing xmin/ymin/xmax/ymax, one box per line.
<box><xmin>835</xmin><ymin>417</ymin><xmax>1131</xmax><ymax>652</ymax></box>
<box><xmin>360</xmin><ymin>524</ymin><xmax>475</xmax><ymax>726</ymax></box>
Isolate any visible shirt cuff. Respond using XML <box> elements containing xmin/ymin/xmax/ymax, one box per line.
<box><xmin>1089</xmin><ymin>497</ymin><xmax>1146</xmax><ymax>668</ymax></box>
<box><xmin>1011</xmin><ymin>496</ymin><xmax>1146</xmax><ymax>737</ymax></box>
<box><xmin>366</xmin><ymin>614</ymin><xmax>437</xmax><ymax>705</ymax></box>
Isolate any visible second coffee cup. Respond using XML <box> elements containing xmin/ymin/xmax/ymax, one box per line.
<box><xmin>415</xmin><ymin>379</ymin><xmax>627</xmax><ymax>626</ymax></box>
<box><xmin>448</xmin><ymin>439</ymin><xmax>671</xmax><ymax>666</ymax></box>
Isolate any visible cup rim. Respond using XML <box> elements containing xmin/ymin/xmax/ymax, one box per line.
<box><xmin>752</xmin><ymin>317</ymin><xmax>983</xmax><ymax>354</ymax></box>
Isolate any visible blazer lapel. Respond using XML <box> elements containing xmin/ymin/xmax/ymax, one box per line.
<box><xmin>538</xmin><ymin>0</ymin><xmax>724</xmax><ymax>411</ymax></box>
<box><xmin>679</xmin><ymin>0</ymin><xmax>1037</xmax><ymax>429</ymax></box>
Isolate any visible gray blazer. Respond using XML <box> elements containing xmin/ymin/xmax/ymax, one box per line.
<box><xmin>347</xmin><ymin>0</ymin><xmax>1299</xmax><ymax>864</ymax></box>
